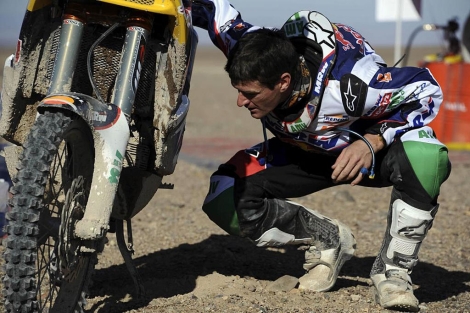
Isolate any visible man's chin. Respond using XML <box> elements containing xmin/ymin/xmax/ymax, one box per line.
<box><xmin>249</xmin><ymin>111</ymin><xmax>266</xmax><ymax>119</ymax></box>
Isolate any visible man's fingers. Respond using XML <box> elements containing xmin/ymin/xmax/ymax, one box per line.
<box><xmin>333</xmin><ymin>164</ymin><xmax>352</xmax><ymax>182</ymax></box>
<box><xmin>351</xmin><ymin>171</ymin><xmax>364</xmax><ymax>185</ymax></box>
<box><xmin>333</xmin><ymin>162</ymin><xmax>365</xmax><ymax>183</ymax></box>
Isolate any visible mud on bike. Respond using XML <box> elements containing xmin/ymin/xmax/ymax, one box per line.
<box><xmin>0</xmin><ymin>0</ymin><xmax>197</xmax><ymax>311</ymax></box>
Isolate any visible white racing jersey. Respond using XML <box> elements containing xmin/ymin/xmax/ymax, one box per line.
<box><xmin>192</xmin><ymin>0</ymin><xmax>443</xmax><ymax>154</ymax></box>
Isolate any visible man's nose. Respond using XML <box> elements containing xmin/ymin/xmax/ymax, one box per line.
<box><xmin>237</xmin><ymin>93</ymin><xmax>249</xmax><ymax>107</ymax></box>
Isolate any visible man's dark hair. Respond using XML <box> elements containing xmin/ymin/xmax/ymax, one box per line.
<box><xmin>225</xmin><ymin>28</ymin><xmax>300</xmax><ymax>89</ymax></box>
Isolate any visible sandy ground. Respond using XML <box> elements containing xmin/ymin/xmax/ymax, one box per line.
<box><xmin>1</xmin><ymin>44</ymin><xmax>470</xmax><ymax>313</ymax></box>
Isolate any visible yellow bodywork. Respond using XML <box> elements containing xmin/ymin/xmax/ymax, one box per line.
<box><xmin>27</xmin><ymin>0</ymin><xmax>52</xmax><ymax>11</ymax></box>
<box><xmin>26</xmin><ymin>0</ymin><xmax>190</xmax><ymax>44</ymax></box>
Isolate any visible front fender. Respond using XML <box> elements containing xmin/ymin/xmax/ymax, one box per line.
<box><xmin>39</xmin><ymin>93</ymin><xmax>130</xmax><ymax>240</ymax></box>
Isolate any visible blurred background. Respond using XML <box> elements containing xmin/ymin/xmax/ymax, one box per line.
<box><xmin>0</xmin><ymin>0</ymin><xmax>469</xmax><ymax>48</ymax></box>
<box><xmin>0</xmin><ymin>0</ymin><xmax>469</xmax><ymax>149</ymax></box>
<box><xmin>1</xmin><ymin>0</ymin><xmax>469</xmax><ymax>67</ymax></box>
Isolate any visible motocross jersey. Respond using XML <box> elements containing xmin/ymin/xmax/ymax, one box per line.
<box><xmin>191</xmin><ymin>0</ymin><xmax>443</xmax><ymax>154</ymax></box>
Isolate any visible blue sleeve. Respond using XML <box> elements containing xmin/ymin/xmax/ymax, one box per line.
<box><xmin>363</xmin><ymin>66</ymin><xmax>443</xmax><ymax>145</ymax></box>
<box><xmin>191</xmin><ymin>0</ymin><xmax>258</xmax><ymax>56</ymax></box>
<box><xmin>331</xmin><ymin>24</ymin><xmax>443</xmax><ymax>145</ymax></box>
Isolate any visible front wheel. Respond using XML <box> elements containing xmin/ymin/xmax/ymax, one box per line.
<box><xmin>3</xmin><ymin>111</ymin><xmax>97</xmax><ymax>313</ymax></box>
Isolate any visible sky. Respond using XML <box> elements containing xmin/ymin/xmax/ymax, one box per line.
<box><xmin>0</xmin><ymin>0</ymin><xmax>468</xmax><ymax>49</ymax></box>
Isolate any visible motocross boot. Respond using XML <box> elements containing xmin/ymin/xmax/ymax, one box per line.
<box><xmin>370</xmin><ymin>192</ymin><xmax>438</xmax><ymax>312</ymax></box>
<box><xmin>254</xmin><ymin>200</ymin><xmax>356</xmax><ymax>292</ymax></box>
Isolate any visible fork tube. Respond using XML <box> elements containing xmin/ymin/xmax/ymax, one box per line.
<box><xmin>49</xmin><ymin>16</ymin><xmax>84</xmax><ymax>94</ymax></box>
<box><xmin>111</xmin><ymin>21</ymin><xmax>151</xmax><ymax>116</ymax></box>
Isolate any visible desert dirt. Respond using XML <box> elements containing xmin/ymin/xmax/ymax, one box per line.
<box><xmin>0</xmin><ymin>45</ymin><xmax>470</xmax><ymax>313</ymax></box>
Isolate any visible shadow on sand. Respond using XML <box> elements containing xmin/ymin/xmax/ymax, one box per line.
<box><xmin>88</xmin><ymin>234</ymin><xmax>470</xmax><ymax>312</ymax></box>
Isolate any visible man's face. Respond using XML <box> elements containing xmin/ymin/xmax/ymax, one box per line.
<box><xmin>232</xmin><ymin>80</ymin><xmax>285</xmax><ymax>119</ymax></box>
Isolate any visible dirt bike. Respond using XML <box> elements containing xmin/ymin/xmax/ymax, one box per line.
<box><xmin>0</xmin><ymin>0</ymin><xmax>197</xmax><ymax>311</ymax></box>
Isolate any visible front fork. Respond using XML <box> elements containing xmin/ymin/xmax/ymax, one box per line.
<box><xmin>48</xmin><ymin>14</ymin><xmax>84</xmax><ymax>95</ymax></box>
<box><xmin>112</xmin><ymin>17</ymin><xmax>152</xmax><ymax>116</ymax></box>
<box><xmin>46</xmin><ymin>9</ymin><xmax>152</xmax><ymax>240</ymax></box>
<box><xmin>50</xmin><ymin>10</ymin><xmax>151</xmax><ymax>116</ymax></box>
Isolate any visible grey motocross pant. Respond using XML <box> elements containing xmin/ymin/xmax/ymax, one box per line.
<box><xmin>202</xmin><ymin>127</ymin><xmax>451</xmax><ymax>242</ymax></box>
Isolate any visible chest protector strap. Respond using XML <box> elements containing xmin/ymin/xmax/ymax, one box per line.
<box><xmin>280</xmin><ymin>11</ymin><xmax>337</xmax><ymax>133</ymax></box>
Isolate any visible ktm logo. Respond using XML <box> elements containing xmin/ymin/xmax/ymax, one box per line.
<box><xmin>233</xmin><ymin>23</ymin><xmax>246</xmax><ymax>31</ymax></box>
<box><xmin>377</xmin><ymin>72</ymin><xmax>392</xmax><ymax>82</ymax></box>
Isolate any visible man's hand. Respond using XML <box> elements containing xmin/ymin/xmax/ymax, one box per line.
<box><xmin>331</xmin><ymin>134</ymin><xmax>385</xmax><ymax>185</ymax></box>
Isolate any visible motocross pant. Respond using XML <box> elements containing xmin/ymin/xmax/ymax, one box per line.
<box><xmin>202</xmin><ymin>126</ymin><xmax>451</xmax><ymax>254</ymax></box>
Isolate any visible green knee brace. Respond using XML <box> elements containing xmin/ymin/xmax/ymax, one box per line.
<box><xmin>402</xmin><ymin>139</ymin><xmax>450</xmax><ymax>199</ymax></box>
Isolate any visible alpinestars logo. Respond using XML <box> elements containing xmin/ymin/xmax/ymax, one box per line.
<box><xmin>305</xmin><ymin>18</ymin><xmax>336</xmax><ymax>50</ymax></box>
<box><xmin>340</xmin><ymin>73</ymin><xmax>368</xmax><ymax>117</ymax></box>
<box><xmin>343</xmin><ymin>79</ymin><xmax>357</xmax><ymax>111</ymax></box>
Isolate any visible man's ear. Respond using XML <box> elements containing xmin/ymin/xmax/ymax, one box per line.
<box><xmin>279</xmin><ymin>72</ymin><xmax>291</xmax><ymax>92</ymax></box>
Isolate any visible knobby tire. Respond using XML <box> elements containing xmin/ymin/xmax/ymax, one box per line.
<box><xmin>2</xmin><ymin>111</ymin><xmax>97</xmax><ymax>313</ymax></box>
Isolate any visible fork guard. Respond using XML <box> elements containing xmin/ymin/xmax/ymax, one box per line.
<box><xmin>38</xmin><ymin>93</ymin><xmax>130</xmax><ymax>240</ymax></box>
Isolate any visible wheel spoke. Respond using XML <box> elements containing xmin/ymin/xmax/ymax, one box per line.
<box><xmin>37</xmin><ymin>239</ymin><xmax>58</xmax><ymax>310</ymax></box>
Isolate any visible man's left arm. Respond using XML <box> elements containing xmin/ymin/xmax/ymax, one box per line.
<box><xmin>332</xmin><ymin>66</ymin><xmax>443</xmax><ymax>185</ymax></box>
<box><xmin>363</xmin><ymin>66</ymin><xmax>443</xmax><ymax>146</ymax></box>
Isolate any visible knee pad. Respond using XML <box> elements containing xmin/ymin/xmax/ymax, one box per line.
<box><xmin>400</xmin><ymin>127</ymin><xmax>451</xmax><ymax>199</ymax></box>
<box><xmin>202</xmin><ymin>174</ymin><xmax>241</xmax><ymax>236</ymax></box>
<box><xmin>201</xmin><ymin>145</ymin><xmax>268</xmax><ymax>237</ymax></box>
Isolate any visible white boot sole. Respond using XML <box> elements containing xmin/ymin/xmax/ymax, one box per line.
<box><xmin>298</xmin><ymin>220</ymin><xmax>356</xmax><ymax>292</ymax></box>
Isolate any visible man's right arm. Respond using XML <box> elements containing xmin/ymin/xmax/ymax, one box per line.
<box><xmin>191</xmin><ymin>0</ymin><xmax>258</xmax><ymax>56</ymax></box>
